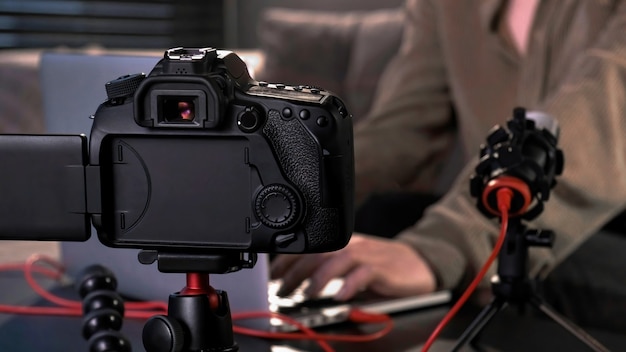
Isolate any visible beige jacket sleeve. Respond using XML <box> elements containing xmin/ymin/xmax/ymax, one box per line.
<box><xmin>353</xmin><ymin>0</ymin><xmax>456</xmax><ymax>206</ymax></box>
<box><xmin>398</xmin><ymin>0</ymin><xmax>626</xmax><ymax>291</ymax></box>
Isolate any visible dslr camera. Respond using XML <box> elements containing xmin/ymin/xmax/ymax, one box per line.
<box><xmin>0</xmin><ymin>47</ymin><xmax>354</xmax><ymax>255</ymax></box>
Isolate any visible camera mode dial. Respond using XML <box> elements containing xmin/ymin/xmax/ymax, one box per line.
<box><xmin>255</xmin><ymin>184</ymin><xmax>299</xmax><ymax>229</ymax></box>
<box><xmin>105</xmin><ymin>73</ymin><xmax>145</xmax><ymax>100</ymax></box>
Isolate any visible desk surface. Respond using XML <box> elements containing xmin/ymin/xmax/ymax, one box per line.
<box><xmin>1</xmin><ymin>270</ymin><xmax>625</xmax><ymax>352</ymax></box>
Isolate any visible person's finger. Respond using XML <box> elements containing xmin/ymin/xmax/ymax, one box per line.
<box><xmin>305</xmin><ymin>250</ymin><xmax>358</xmax><ymax>298</ymax></box>
<box><xmin>335</xmin><ymin>265</ymin><xmax>376</xmax><ymax>301</ymax></box>
<box><xmin>270</xmin><ymin>254</ymin><xmax>301</xmax><ymax>279</ymax></box>
<box><xmin>276</xmin><ymin>253</ymin><xmax>326</xmax><ymax>296</ymax></box>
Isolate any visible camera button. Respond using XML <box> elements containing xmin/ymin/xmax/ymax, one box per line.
<box><xmin>276</xmin><ymin>83</ymin><xmax>286</xmax><ymax>89</ymax></box>
<box><xmin>258</xmin><ymin>81</ymin><xmax>269</xmax><ymax>87</ymax></box>
<box><xmin>237</xmin><ymin>106</ymin><xmax>263</xmax><ymax>133</ymax></box>
<box><xmin>105</xmin><ymin>73</ymin><xmax>145</xmax><ymax>100</ymax></box>
<box><xmin>299</xmin><ymin>109</ymin><xmax>310</xmax><ymax>120</ymax></box>
<box><xmin>310</xmin><ymin>88</ymin><xmax>321</xmax><ymax>94</ymax></box>
<box><xmin>255</xmin><ymin>185</ymin><xmax>299</xmax><ymax>229</ymax></box>
<box><xmin>316</xmin><ymin>116</ymin><xmax>329</xmax><ymax>127</ymax></box>
<box><xmin>282</xmin><ymin>107</ymin><xmax>293</xmax><ymax>119</ymax></box>
<box><xmin>275</xmin><ymin>233</ymin><xmax>297</xmax><ymax>248</ymax></box>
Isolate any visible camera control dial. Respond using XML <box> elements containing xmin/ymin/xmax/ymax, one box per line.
<box><xmin>237</xmin><ymin>106</ymin><xmax>263</xmax><ymax>133</ymax></box>
<box><xmin>255</xmin><ymin>184</ymin><xmax>299</xmax><ymax>229</ymax></box>
<box><xmin>105</xmin><ymin>73</ymin><xmax>145</xmax><ymax>99</ymax></box>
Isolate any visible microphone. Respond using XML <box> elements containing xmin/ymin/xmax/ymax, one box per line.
<box><xmin>469</xmin><ymin>107</ymin><xmax>564</xmax><ymax>219</ymax></box>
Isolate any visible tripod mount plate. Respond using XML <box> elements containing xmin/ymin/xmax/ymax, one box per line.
<box><xmin>138</xmin><ymin>250</ymin><xmax>257</xmax><ymax>274</ymax></box>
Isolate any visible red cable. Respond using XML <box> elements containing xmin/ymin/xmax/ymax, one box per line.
<box><xmin>23</xmin><ymin>254</ymin><xmax>81</xmax><ymax>308</ymax></box>
<box><xmin>0</xmin><ymin>304</ymin><xmax>82</xmax><ymax>316</ymax></box>
<box><xmin>0</xmin><ymin>263</ymin><xmax>63</xmax><ymax>279</ymax></box>
<box><xmin>233</xmin><ymin>311</ymin><xmax>334</xmax><ymax>351</ymax></box>
<box><xmin>421</xmin><ymin>187</ymin><xmax>513</xmax><ymax>352</ymax></box>
<box><xmin>22</xmin><ymin>254</ymin><xmax>168</xmax><ymax>313</ymax></box>
<box><xmin>0</xmin><ymin>254</ymin><xmax>167</xmax><ymax>319</ymax></box>
<box><xmin>232</xmin><ymin>309</ymin><xmax>393</xmax><ymax>344</ymax></box>
<box><xmin>0</xmin><ymin>254</ymin><xmax>394</xmax><ymax>352</ymax></box>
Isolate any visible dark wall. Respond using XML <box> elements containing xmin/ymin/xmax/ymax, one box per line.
<box><xmin>0</xmin><ymin>0</ymin><xmax>404</xmax><ymax>50</ymax></box>
<box><xmin>226</xmin><ymin>0</ymin><xmax>405</xmax><ymax>48</ymax></box>
<box><xmin>0</xmin><ymin>0</ymin><xmax>224</xmax><ymax>49</ymax></box>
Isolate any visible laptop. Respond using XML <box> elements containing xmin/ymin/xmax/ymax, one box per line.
<box><xmin>269</xmin><ymin>278</ymin><xmax>451</xmax><ymax>332</ymax></box>
<box><xmin>39</xmin><ymin>50</ymin><xmax>451</xmax><ymax>332</ymax></box>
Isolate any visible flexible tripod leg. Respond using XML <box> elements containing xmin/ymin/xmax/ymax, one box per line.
<box><xmin>451</xmin><ymin>296</ymin><xmax>507</xmax><ymax>352</ymax></box>
<box><xmin>529</xmin><ymin>295</ymin><xmax>610</xmax><ymax>352</ymax></box>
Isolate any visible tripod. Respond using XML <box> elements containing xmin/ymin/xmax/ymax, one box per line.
<box><xmin>451</xmin><ymin>217</ymin><xmax>610</xmax><ymax>352</ymax></box>
<box><xmin>138</xmin><ymin>250</ymin><xmax>257</xmax><ymax>352</ymax></box>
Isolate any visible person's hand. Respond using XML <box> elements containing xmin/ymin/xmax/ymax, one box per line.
<box><xmin>270</xmin><ymin>233</ymin><xmax>437</xmax><ymax>301</ymax></box>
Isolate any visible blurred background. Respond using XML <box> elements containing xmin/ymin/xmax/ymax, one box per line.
<box><xmin>0</xmin><ymin>0</ymin><xmax>406</xmax><ymax>264</ymax></box>
<box><xmin>0</xmin><ymin>0</ymin><xmax>404</xmax><ymax>50</ymax></box>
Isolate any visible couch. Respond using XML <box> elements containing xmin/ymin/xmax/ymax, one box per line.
<box><xmin>254</xmin><ymin>7</ymin><xmax>404</xmax><ymax>123</ymax></box>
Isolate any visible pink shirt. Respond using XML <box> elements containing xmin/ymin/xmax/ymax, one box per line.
<box><xmin>505</xmin><ymin>0</ymin><xmax>540</xmax><ymax>55</ymax></box>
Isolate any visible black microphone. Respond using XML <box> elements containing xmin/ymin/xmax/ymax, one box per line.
<box><xmin>470</xmin><ymin>107</ymin><xmax>564</xmax><ymax>219</ymax></box>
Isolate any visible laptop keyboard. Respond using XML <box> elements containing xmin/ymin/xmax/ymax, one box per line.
<box><xmin>268</xmin><ymin>278</ymin><xmax>344</xmax><ymax>309</ymax></box>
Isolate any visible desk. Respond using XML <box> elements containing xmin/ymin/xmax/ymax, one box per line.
<box><xmin>1</xmin><ymin>270</ymin><xmax>626</xmax><ymax>352</ymax></box>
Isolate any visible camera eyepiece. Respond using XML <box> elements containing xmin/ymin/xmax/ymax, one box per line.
<box><xmin>160</xmin><ymin>97</ymin><xmax>196</xmax><ymax>123</ymax></box>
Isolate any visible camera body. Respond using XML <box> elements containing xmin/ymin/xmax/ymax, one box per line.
<box><xmin>90</xmin><ymin>48</ymin><xmax>355</xmax><ymax>253</ymax></box>
<box><xmin>0</xmin><ymin>48</ymin><xmax>354</xmax><ymax>254</ymax></box>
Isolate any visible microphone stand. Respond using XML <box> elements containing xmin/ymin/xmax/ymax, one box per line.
<box><xmin>451</xmin><ymin>217</ymin><xmax>610</xmax><ymax>352</ymax></box>
<box><xmin>453</xmin><ymin>107</ymin><xmax>610</xmax><ymax>351</ymax></box>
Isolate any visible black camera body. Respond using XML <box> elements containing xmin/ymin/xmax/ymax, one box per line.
<box><xmin>0</xmin><ymin>48</ymin><xmax>354</xmax><ymax>254</ymax></box>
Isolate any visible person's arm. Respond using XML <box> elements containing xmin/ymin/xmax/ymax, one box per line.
<box><xmin>396</xmin><ymin>162</ymin><xmax>498</xmax><ymax>291</ymax></box>
<box><xmin>353</xmin><ymin>0</ymin><xmax>455</xmax><ymax>205</ymax></box>
<box><xmin>272</xmin><ymin>0</ymin><xmax>452</xmax><ymax>299</ymax></box>
<box><xmin>532</xmin><ymin>0</ymin><xmax>626</xmax><ymax>274</ymax></box>
<box><xmin>398</xmin><ymin>0</ymin><xmax>626</xmax><ymax>292</ymax></box>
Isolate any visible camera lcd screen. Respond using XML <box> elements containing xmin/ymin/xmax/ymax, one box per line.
<box><xmin>100</xmin><ymin>135</ymin><xmax>253</xmax><ymax>249</ymax></box>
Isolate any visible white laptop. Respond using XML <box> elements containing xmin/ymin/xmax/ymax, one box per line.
<box><xmin>39</xmin><ymin>50</ymin><xmax>451</xmax><ymax>332</ymax></box>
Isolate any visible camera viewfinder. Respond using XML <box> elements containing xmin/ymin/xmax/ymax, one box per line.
<box><xmin>161</xmin><ymin>97</ymin><xmax>196</xmax><ymax>123</ymax></box>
